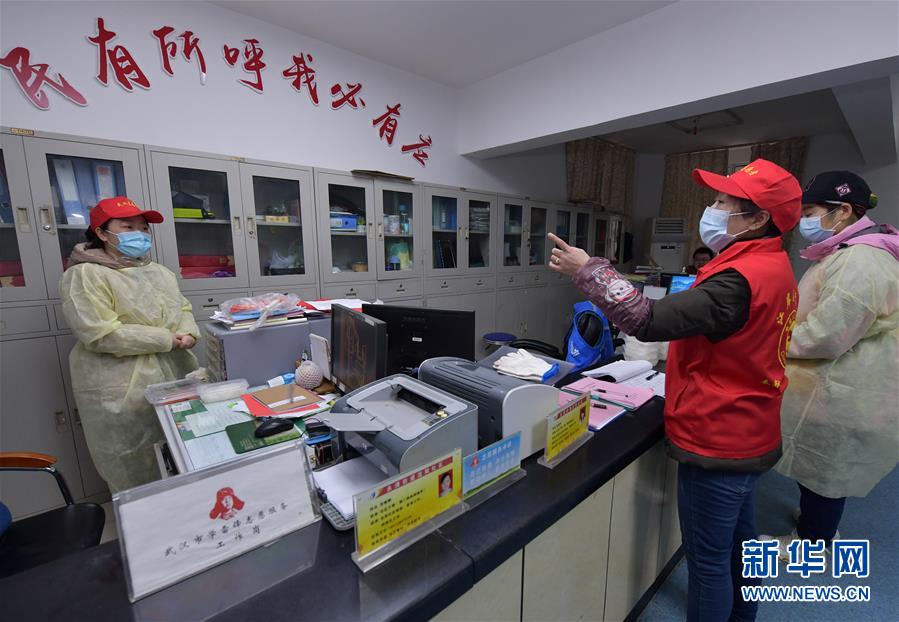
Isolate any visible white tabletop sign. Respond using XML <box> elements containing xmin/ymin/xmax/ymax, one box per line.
<box><xmin>114</xmin><ymin>441</ymin><xmax>319</xmax><ymax>602</ymax></box>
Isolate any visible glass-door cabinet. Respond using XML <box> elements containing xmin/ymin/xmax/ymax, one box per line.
<box><xmin>594</xmin><ymin>212</ymin><xmax>626</xmax><ymax>265</ymax></box>
<box><xmin>23</xmin><ymin>136</ymin><xmax>148</xmax><ymax>298</ymax></box>
<box><xmin>315</xmin><ymin>171</ymin><xmax>376</xmax><ymax>284</ymax></box>
<box><xmin>464</xmin><ymin>192</ymin><xmax>496</xmax><ymax>274</ymax></box>
<box><xmin>574</xmin><ymin>207</ymin><xmax>594</xmax><ymax>255</ymax></box>
<box><xmin>526</xmin><ymin>201</ymin><xmax>551</xmax><ymax>272</ymax></box>
<box><xmin>150</xmin><ymin>150</ymin><xmax>247</xmax><ymax>291</ymax></box>
<box><xmin>425</xmin><ymin>187</ymin><xmax>463</xmax><ymax>277</ymax></box>
<box><xmin>239</xmin><ymin>163</ymin><xmax>317</xmax><ymax>289</ymax></box>
<box><xmin>498</xmin><ymin>196</ymin><xmax>525</xmax><ymax>273</ymax></box>
<box><xmin>0</xmin><ymin>134</ymin><xmax>46</xmax><ymax>302</ymax></box>
<box><xmin>375</xmin><ymin>179</ymin><xmax>419</xmax><ymax>280</ymax></box>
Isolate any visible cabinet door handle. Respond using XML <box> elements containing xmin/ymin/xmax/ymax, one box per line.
<box><xmin>378</xmin><ymin>222</ymin><xmax>384</xmax><ymax>239</ymax></box>
<box><xmin>54</xmin><ymin>410</ymin><xmax>67</xmax><ymax>428</ymax></box>
<box><xmin>15</xmin><ymin>207</ymin><xmax>33</xmax><ymax>233</ymax></box>
<box><xmin>233</xmin><ymin>216</ymin><xmax>242</xmax><ymax>233</ymax></box>
<box><xmin>396</xmin><ymin>284</ymin><xmax>405</xmax><ymax>292</ymax></box>
<box><xmin>463</xmin><ymin>225</ymin><xmax>469</xmax><ymax>240</ymax></box>
<box><xmin>368</xmin><ymin>221</ymin><xmax>373</xmax><ymax>238</ymax></box>
<box><xmin>246</xmin><ymin>216</ymin><xmax>256</xmax><ymax>238</ymax></box>
<box><xmin>476</xmin><ymin>279</ymin><xmax>483</xmax><ymax>286</ymax></box>
<box><xmin>440</xmin><ymin>281</ymin><xmax>448</xmax><ymax>289</ymax></box>
<box><xmin>39</xmin><ymin>205</ymin><xmax>56</xmax><ymax>234</ymax></box>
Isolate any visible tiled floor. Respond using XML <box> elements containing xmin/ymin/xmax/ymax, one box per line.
<box><xmin>640</xmin><ymin>466</ymin><xmax>899</xmax><ymax>621</ymax></box>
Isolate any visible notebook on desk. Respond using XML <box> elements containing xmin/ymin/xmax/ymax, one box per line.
<box><xmin>583</xmin><ymin>359</ymin><xmax>667</xmax><ymax>397</ymax></box>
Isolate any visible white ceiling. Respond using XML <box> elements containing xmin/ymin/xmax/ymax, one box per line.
<box><xmin>211</xmin><ymin>0</ymin><xmax>676</xmax><ymax>88</ymax></box>
<box><xmin>601</xmin><ymin>90</ymin><xmax>852</xmax><ymax>154</ymax></box>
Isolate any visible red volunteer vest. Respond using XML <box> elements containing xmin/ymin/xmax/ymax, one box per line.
<box><xmin>665</xmin><ymin>237</ymin><xmax>798</xmax><ymax>460</ymax></box>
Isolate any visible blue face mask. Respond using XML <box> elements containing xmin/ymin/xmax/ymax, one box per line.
<box><xmin>799</xmin><ymin>208</ymin><xmax>838</xmax><ymax>243</ymax></box>
<box><xmin>110</xmin><ymin>231</ymin><xmax>152</xmax><ymax>258</ymax></box>
<box><xmin>699</xmin><ymin>205</ymin><xmax>752</xmax><ymax>253</ymax></box>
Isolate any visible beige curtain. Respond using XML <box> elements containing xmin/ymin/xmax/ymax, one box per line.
<box><xmin>566</xmin><ymin>137</ymin><xmax>635</xmax><ymax>215</ymax></box>
<box><xmin>659</xmin><ymin>148</ymin><xmax>729</xmax><ymax>260</ymax></box>
<box><xmin>751</xmin><ymin>136</ymin><xmax>808</xmax><ymax>249</ymax></box>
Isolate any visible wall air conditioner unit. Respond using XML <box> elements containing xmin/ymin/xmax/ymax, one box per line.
<box><xmin>648</xmin><ymin>218</ymin><xmax>687</xmax><ymax>272</ymax></box>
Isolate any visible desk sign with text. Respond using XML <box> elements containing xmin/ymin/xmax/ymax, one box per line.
<box><xmin>539</xmin><ymin>393</ymin><xmax>594</xmax><ymax>468</ymax></box>
<box><xmin>353</xmin><ymin>449</ymin><xmax>463</xmax><ymax>570</ymax></box>
<box><xmin>114</xmin><ymin>442</ymin><xmax>319</xmax><ymax>602</ymax></box>
<box><xmin>463</xmin><ymin>432</ymin><xmax>522</xmax><ymax>497</ymax></box>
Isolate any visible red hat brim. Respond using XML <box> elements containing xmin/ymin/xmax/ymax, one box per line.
<box><xmin>692</xmin><ymin>169</ymin><xmax>751</xmax><ymax>200</ymax></box>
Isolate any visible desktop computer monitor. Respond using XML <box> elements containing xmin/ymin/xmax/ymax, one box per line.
<box><xmin>330</xmin><ymin>304</ymin><xmax>388</xmax><ymax>394</ymax></box>
<box><xmin>668</xmin><ymin>274</ymin><xmax>697</xmax><ymax>294</ymax></box>
<box><xmin>361</xmin><ymin>304</ymin><xmax>475</xmax><ymax>375</ymax></box>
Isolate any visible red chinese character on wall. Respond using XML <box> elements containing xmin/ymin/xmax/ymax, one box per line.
<box><xmin>372</xmin><ymin>103</ymin><xmax>401</xmax><ymax>145</ymax></box>
<box><xmin>222</xmin><ymin>38</ymin><xmax>265</xmax><ymax>93</ymax></box>
<box><xmin>330</xmin><ymin>82</ymin><xmax>365</xmax><ymax>109</ymax></box>
<box><xmin>87</xmin><ymin>17</ymin><xmax>151</xmax><ymax>91</ymax></box>
<box><xmin>152</xmin><ymin>26</ymin><xmax>207</xmax><ymax>84</ymax></box>
<box><xmin>282</xmin><ymin>53</ymin><xmax>318</xmax><ymax>105</ymax></box>
<box><xmin>401</xmin><ymin>135</ymin><xmax>433</xmax><ymax>167</ymax></box>
<box><xmin>0</xmin><ymin>47</ymin><xmax>88</xmax><ymax>110</ymax></box>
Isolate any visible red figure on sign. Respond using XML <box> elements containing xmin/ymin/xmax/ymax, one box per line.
<box><xmin>0</xmin><ymin>47</ymin><xmax>88</xmax><ymax>110</ymax></box>
<box><xmin>152</xmin><ymin>26</ymin><xmax>207</xmax><ymax>84</ymax></box>
<box><xmin>87</xmin><ymin>17</ymin><xmax>151</xmax><ymax>91</ymax></box>
<box><xmin>282</xmin><ymin>53</ymin><xmax>318</xmax><ymax>105</ymax></box>
<box><xmin>372</xmin><ymin>103</ymin><xmax>401</xmax><ymax>145</ymax></box>
<box><xmin>209</xmin><ymin>487</ymin><xmax>245</xmax><ymax>521</ymax></box>
<box><xmin>223</xmin><ymin>39</ymin><xmax>266</xmax><ymax>93</ymax></box>
<box><xmin>401</xmin><ymin>135</ymin><xmax>433</xmax><ymax>167</ymax></box>
<box><xmin>330</xmin><ymin>82</ymin><xmax>365</xmax><ymax>109</ymax></box>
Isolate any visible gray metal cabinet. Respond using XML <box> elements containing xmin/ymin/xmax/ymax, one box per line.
<box><xmin>0</xmin><ymin>135</ymin><xmax>47</xmax><ymax>303</ymax></box>
<box><xmin>425</xmin><ymin>187</ymin><xmax>498</xmax><ymax>279</ymax></box>
<box><xmin>316</xmin><ymin>171</ymin><xmax>377</xmax><ymax>284</ymax></box>
<box><xmin>55</xmin><ymin>334</ymin><xmax>107</xmax><ymax>499</ymax></box>
<box><xmin>0</xmin><ymin>336</ymin><xmax>84</xmax><ymax>519</ymax></box>
<box><xmin>149</xmin><ymin>150</ymin><xmax>249</xmax><ymax>291</ymax></box>
<box><xmin>239</xmin><ymin>162</ymin><xmax>318</xmax><ymax>290</ymax></box>
<box><xmin>23</xmin><ymin>135</ymin><xmax>149</xmax><ymax>300</ymax></box>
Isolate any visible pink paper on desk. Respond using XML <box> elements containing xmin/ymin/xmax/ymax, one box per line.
<box><xmin>565</xmin><ymin>377</ymin><xmax>654</xmax><ymax>410</ymax></box>
<box><xmin>558</xmin><ymin>390</ymin><xmax>626</xmax><ymax>432</ymax></box>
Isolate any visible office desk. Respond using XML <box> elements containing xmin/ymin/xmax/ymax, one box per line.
<box><xmin>0</xmin><ymin>397</ymin><xmax>673</xmax><ymax>622</ymax></box>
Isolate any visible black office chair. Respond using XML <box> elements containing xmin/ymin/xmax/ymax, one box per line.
<box><xmin>0</xmin><ymin>452</ymin><xmax>106</xmax><ymax>579</ymax></box>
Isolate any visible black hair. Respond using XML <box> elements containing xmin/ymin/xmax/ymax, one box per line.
<box><xmin>692</xmin><ymin>247</ymin><xmax>714</xmax><ymax>259</ymax></box>
<box><xmin>84</xmin><ymin>225</ymin><xmax>108</xmax><ymax>250</ymax></box>
<box><xmin>738</xmin><ymin>198</ymin><xmax>781</xmax><ymax>237</ymax></box>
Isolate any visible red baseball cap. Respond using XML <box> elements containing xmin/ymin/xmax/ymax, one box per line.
<box><xmin>90</xmin><ymin>196</ymin><xmax>163</xmax><ymax>231</ymax></box>
<box><xmin>692</xmin><ymin>159</ymin><xmax>801</xmax><ymax>232</ymax></box>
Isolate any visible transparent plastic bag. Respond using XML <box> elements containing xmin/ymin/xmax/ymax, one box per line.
<box><xmin>218</xmin><ymin>293</ymin><xmax>301</xmax><ymax>328</ymax></box>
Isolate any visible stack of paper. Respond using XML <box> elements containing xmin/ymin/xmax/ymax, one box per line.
<box><xmin>312</xmin><ymin>458</ymin><xmax>386</xmax><ymax>520</ymax></box>
<box><xmin>583</xmin><ymin>359</ymin><xmax>666</xmax><ymax>397</ymax></box>
<box><xmin>301</xmin><ymin>299</ymin><xmax>369</xmax><ymax>312</ymax></box>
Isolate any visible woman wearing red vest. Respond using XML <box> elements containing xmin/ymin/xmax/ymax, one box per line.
<box><xmin>549</xmin><ymin>159</ymin><xmax>802</xmax><ymax>622</ymax></box>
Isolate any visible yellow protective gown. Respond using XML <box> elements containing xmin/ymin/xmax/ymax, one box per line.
<box><xmin>60</xmin><ymin>255</ymin><xmax>199</xmax><ymax>493</ymax></box>
<box><xmin>776</xmin><ymin>244</ymin><xmax>899</xmax><ymax>498</ymax></box>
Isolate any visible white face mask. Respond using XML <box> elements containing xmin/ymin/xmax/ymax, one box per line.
<box><xmin>699</xmin><ymin>204</ymin><xmax>752</xmax><ymax>253</ymax></box>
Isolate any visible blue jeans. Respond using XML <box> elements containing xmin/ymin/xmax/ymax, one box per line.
<box><xmin>678</xmin><ymin>463</ymin><xmax>762</xmax><ymax>622</ymax></box>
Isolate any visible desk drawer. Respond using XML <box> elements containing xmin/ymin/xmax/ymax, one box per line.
<box><xmin>321</xmin><ymin>283</ymin><xmax>377</xmax><ymax>301</ymax></box>
<box><xmin>528</xmin><ymin>271</ymin><xmax>549</xmax><ymax>285</ymax></box>
<box><xmin>378</xmin><ymin>278</ymin><xmax>422</xmax><ymax>300</ymax></box>
<box><xmin>424</xmin><ymin>277</ymin><xmax>465</xmax><ymax>296</ymax></box>
<box><xmin>0</xmin><ymin>305</ymin><xmax>50</xmax><ymax>336</ymax></box>
<box><xmin>462</xmin><ymin>275</ymin><xmax>495</xmax><ymax>293</ymax></box>
<box><xmin>185</xmin><ymin>291</ymin><xmax>250</xmax><ymax>320</ymax></box>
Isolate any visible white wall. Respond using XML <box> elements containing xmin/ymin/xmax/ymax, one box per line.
<box><xmin>0</xmin><ymin>1</ymin><xmax>562</xmax><ymax>198</ymax></box>
<box><xmin>458</xmin><ymin>1</ymin><xmax>899</xmax><ymax>156</ymax></box>
<box><xmin>630</xmin><ymin>153</ymin><xmax>665</xmax><ymax>266</ymax></box>
<box><xmin>789</xmin><ymin>131</ymin><xmax>899</xmax><ymax>278</ymax></box>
